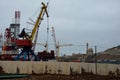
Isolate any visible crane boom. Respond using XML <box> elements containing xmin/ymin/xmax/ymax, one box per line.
<box><xmin>60</xmin><ymin>44</ymin><xmax>73</xmax><ymax>47</ymax></box>
<box><xmin>30</xmin><ymin>2</ymin><xmax>49</xmax><ymax>41</ymax></box>
<box><xmin>51</xmin><ymin>27</ymin><xmax>58</xmax><ymax>52</ymax></box>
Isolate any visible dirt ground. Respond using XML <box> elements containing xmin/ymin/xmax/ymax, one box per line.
<box><xmin>1</xmin><ymin>74</ymin><xmax>120</xmax><ymax>80</ymax></box>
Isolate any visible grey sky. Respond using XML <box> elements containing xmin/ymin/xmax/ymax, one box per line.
<box><xmin>0</xmin><ymin>0</ymin><xmax>120</xmax><ymax>54</ymax></box>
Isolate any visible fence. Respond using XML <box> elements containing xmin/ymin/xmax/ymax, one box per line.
<box><xmin>0</xmin><ymin>61</ymin><xmax>120</xmax><ymax>75</ymax></box>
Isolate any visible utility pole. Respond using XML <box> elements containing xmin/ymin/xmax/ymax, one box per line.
<box><xmin>95</xmin><ymin>45</ymin><xmax>97</xmax><ymax>75</ymax></box>
<box><xmin>86</xmin><ymin>43</ymin><xmax>89</xmax><ymax>54</ymax></box>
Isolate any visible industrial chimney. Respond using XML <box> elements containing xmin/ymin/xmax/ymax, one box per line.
<box><xmin>15</xmin><ymin>11</ymin><xmax>20</xmax><ymax>24</ymax></box>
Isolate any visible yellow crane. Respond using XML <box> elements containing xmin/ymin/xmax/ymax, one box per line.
<box><xmin>17</xmin><ymin>2</ymin><xmax>49</xmax><ymax>47</ymax></box>
<box><xmin>15</xmin><ymin>2</ymin><xmax>49</xmax><ymax>61</ymax></box>
<box><xmin>30</xmin><ymin>2</ymin><xmax>49</xmax><ymax>41</ymax></box>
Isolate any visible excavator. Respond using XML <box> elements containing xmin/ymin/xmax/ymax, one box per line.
<box><xmin>15</xmin><ymin>2</ymin><xmax>49</xmax><ymax>61</ymax></box>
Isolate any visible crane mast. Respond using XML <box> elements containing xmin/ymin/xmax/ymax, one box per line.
<box><xmin>51</xmin><ymin>27</ymin><xmax>58</xmax><ymax>54</ymax></box>
<box><xmin>52</xmin><ymin>27</ymin><xmax>60</xmax><ymax>61</ymax></box>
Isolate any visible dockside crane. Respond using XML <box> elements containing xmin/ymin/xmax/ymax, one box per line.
<box><xmin>15</xmin><ymin>2</ymin><xmax>49</xmax><ymax>61</ymax></box>
<box><xmin>51</xmin><ymin>27</ymin><xmax>72</xmax><ymax>61</ymax></box>
<box><xmin>51</xmin><ymin>27</ymin><xmax>58</xmax><ymax>54</ymax></box>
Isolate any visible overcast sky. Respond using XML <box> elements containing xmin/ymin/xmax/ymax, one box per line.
<box><xmin>0</xmin><ymin>0</ymin><xmax>120</xmax><ymax>55</ymax></box>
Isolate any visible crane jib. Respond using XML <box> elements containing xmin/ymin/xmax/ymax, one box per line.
<box><xmin>30</xmin><ymin>2</ymin><xmax>49</xmax><ymax>41</ymax></box>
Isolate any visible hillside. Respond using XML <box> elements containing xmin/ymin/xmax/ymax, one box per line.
<box><xmin>103</xmin><ymin>45</ymin><xmax>120</xmax><ymax>54</ymax></box>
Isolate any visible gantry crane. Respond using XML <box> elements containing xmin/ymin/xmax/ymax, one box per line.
<box><xmin>51</xmin><ymin>27</ymin><xmax>72</xmax><ymax>61</ymax></box>
<box><xmin>15</xmin><ymin>2</ymin><xmax>49</xmax><ymax>61</ymax></box>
